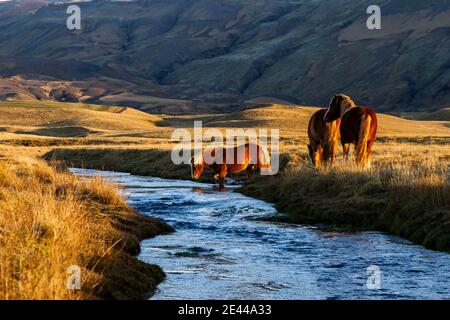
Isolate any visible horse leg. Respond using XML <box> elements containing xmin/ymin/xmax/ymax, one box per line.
<box><xmin>314</xmin><ymin>145</ymin><xmax>323</xmax><ymax>168</ymax></box>
<box><xmin>330</xmin><ymin>139</ymin><xmax>339</xmax><ymax>167</ymax></box>
<box><xmin>218</xmin><ymin>175</ymin><xmax>225</xmax><ymax>187</ymax></box>
<box><xmin>329</xmin><ymin>153</ymin><xmax>336</xmax><ymax>167</ymax></box>
<box><xmin>218</xmin><ymin>166</ymin><xmax>227</xmax><ymax>187</ymax></box>
<box><xmin>319</xmin><ymin>146</ymin><xmax>324</xmax><ymax>168</ymax></box>
<box><xmin>323</xmin><ymin>152</ymin><xmax>331</xmax><ymax>170</ymax></box>
<box><xmin>246</xmin><ymin>166</ymin><xmax>254</xmax><ymax>179</ymax></box>
<box><xmin>342</xmin><ymin>143</ymin><xmax>350</xmax><ymax>161</ymax></box>
<box><xmin>321</xmin><ymin>145</ymin><xmax>329</xmax><ymax>169</ymax></box>
<box><xmin>210</xmin><ymin>172</ymin><xmax>219</xmax><ymax>184</ymax></box>
<box><xmin>323</xmin><ymin>145</ymin><xmax>336</xmax><ymax>169</ymax></box>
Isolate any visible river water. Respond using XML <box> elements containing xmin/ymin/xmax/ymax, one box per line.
<box><xmin>72</xmin><ymin>169</ymin><xmax>450</xmax><ymax>300</ymax></box>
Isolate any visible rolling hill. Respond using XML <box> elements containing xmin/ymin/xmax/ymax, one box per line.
<box><xmin>0</xmin><ymin>100</ymin><xmax>161</xmax><ymax>138</ymax></box>
<box><xmin>411</xmin><ymin>108</ymin><xmax>450</xmax><ymax>121</ymax></box>
<box><xmin>1</xmin><ymin>101</ymin><xmax>448</xmax><ymax>144</ymax></box>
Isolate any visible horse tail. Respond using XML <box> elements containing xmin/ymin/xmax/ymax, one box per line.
<box><xmin>355</xmin><ymin>114</ymin><xmax>372</xmax><ymax>166</ymax></box>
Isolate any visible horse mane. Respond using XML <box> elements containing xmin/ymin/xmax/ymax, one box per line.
<box><xmin>339</xmin><ymin>94</ymin><xmax>356</xmax><ymax>112</ymax></box>
<box><xmin>323</xmin><ymin>120</ymin><xmax>340</xmax><ymax>153</ymax></box>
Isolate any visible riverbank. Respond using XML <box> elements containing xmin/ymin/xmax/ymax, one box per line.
<box><xmin>44</xmin><ymin>147</ymin><xmax>450</xmax><ymax>253</ymax></box>
<box><xmin>239</xmin><ymin>159</ymin><xmax>450</xmax><ymax>253</ymax></box>
<box><xmin>0</xmin><ymin>155</ymin><xmax>174</xmax><ymax>299</ymax></box>
<box><xmin>96</xmin><ymin>168</ymin><xmax>450</xmax><ymax>300</ymax></box>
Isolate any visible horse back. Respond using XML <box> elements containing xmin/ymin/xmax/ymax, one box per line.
<box><xmin>206</xmin><ymin>143</ymin><xmax>267</xmax><ymax>174</ymax></box>
<box><xmin>341</xmin><ymin>106</ymin><xmax>377</xmax><ymax>143</ymax></box>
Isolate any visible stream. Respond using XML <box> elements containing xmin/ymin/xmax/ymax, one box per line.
<box><xmin>72</xmin><ymin>168</ymin><xmax>450</xmax><ymax>300</ymax></box>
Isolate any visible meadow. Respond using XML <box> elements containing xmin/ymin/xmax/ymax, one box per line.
<box><xmin>0</xmin><ymin>100</ymin><xmax>449</xmax><ymax>298</ymax></box>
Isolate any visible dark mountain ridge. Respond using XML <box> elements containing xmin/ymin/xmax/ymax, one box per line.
<box><xmin>0</xmin><ymin>0</ymin><xmax>449</xmax><ymax>113</ymax></box>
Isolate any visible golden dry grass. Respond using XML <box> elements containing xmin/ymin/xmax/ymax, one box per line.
<box><xmin>1</xmin><ymin>101</ymin><xmax>449</xmax><ymax>142</ymax></box>
<box><xmin>0</xmin><ymin>155</ymin><xmax>172</xmax><ymax>300</ymax></box>
<box><xmin>0</xmin><ymin>98</ymin><xmax>449</xmax><ymax>298</ymax></box>
<box><xmin>2</xmin><ymin>100</ymin><xmax>447</xmax><ymax>195</ymax></box>
<box><xmin>163</xmin><ymin>104</ymin><xmax>450</xmax><ymax>136</ymax></box>
<box><xmin>0</xmin><ymin>100</ymin><xmax>161</xmax><ymax>138</ymax></box>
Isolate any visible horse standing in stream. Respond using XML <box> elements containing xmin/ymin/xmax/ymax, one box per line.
<box><xmin>191</xmin><ymin>143</ymin><xmax>271</xmax><ymax>187</ymax></box>
<box><xmin>323</xmin><ymin>94</ymin><xmax>377</xmax><ymax>166</ymax></box>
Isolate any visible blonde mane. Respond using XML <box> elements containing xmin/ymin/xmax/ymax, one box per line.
<box><xmin>339</xmin><ymin>94</ymin><xmax>356</xmax><ymax>115</ymax></box>
<box><xmin>323</xmin><ymin>120</ymin><xmax>340</xmax><ymax>159</ymax></box>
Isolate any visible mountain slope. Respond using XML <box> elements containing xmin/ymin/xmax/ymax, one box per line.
<box><xmin>0</xmin><ymin>0</ymin><xmax>449</xmax><ymax>113</ymax></box>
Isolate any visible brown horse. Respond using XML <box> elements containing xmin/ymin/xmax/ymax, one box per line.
<box><xmin>323</xmin><ymin>94</ymin><xmax>377</xmax><ymax>166</ymax></box>
<box><xmin>191</xmin><ymin>143</ymin><xmax>271</xmax><ymax>187</ymax></box>
<box><xmin>307</xmin><ymin>109</ymin><xmax>340</xmax><ymax>168</ymax></box>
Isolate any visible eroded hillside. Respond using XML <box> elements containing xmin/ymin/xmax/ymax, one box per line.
<box><xmin>0</xmin><ymin>0</ymin><xmax>449</xmax><ymax>113</ymax></box>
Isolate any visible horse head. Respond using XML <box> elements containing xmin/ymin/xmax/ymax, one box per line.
<box><xmin>324</xmin><ymin>94</ymin><xmax>356</xmax><ymax>122</ymax></box>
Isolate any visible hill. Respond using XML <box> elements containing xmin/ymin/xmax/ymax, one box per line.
<box><xmin>165</xmin><ymin>104</ymin><xmax>450</xmax><ymax>137</ymax></box>
<box><xmin>0</xmin><ymin>0</ymin><xmax>449</xmax><ymax>114</ymax></box>
<box><xmin>1</xmin><ymin>102</ymin><xmax>449</xmax><ymax>143</ymax></box>
<box><xmin>410</xmin><ymin>108</ymin><xmax>450</xmax><ymax>121</ymax></box>
<box><xmin>0</xmin><ymin>100</ymin><xmax>161</xmax><ymax>138</ymax></box>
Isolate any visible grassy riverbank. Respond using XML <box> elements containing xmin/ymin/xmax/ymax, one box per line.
<box><xmin>45</xmin><ymin>147</ymin><xmax>191</xmax><ymax>180</ymax></box>
<box><xmin>43</xmin><ymin>145</ymin><xmax>450</xmax><ymax>253</ymax></box>
<box><xmin>0</xmin><ymin>155</ymin><xmax>173</xmax><ymax>299</ymax></box>
<box><xmin>240</xmin><ymin>157</ymin><xmax>450</xmax><ymax>253</ymax></box>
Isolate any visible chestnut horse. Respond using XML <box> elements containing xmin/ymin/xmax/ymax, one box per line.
<box><xmin>324</xmin><ymin>94</ymin><xmax>377</xmax><ymax>166</ymax></box>
<box><xmin>307</xmin><ymin>109</ymin><xmax>340</xmax><ymax>168</ymax></box>
<box><xmin>191</xmin><ymin>143</ymin><xmax>271</xmax><ymax>187</ymax></box>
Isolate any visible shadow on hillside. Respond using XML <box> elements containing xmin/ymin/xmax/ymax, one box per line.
<box><xmin>16</xmin><ymin>127</ymin><xmax>96</xmax><ymax>138</ymax></box>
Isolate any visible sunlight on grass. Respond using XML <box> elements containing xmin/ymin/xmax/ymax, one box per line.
<box><xmin>0</xmin><ymin>157</ymin><xmax>170</xmax><ymax>299</ymax></box>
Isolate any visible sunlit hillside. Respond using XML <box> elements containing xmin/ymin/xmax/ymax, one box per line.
<box><xmin>192</xmin><ymin>104</ymin><xmax>450</xmax><ymax>137</ymax></box>
<box><xmin>1</xmin><ymin>101</ymin><xmax>449</xmax><ymax>148</ymax></box>
<box><xmin>0</xmin><ymin>100</ymin><xmax>162</xmax><ymax>138</ymax></box>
